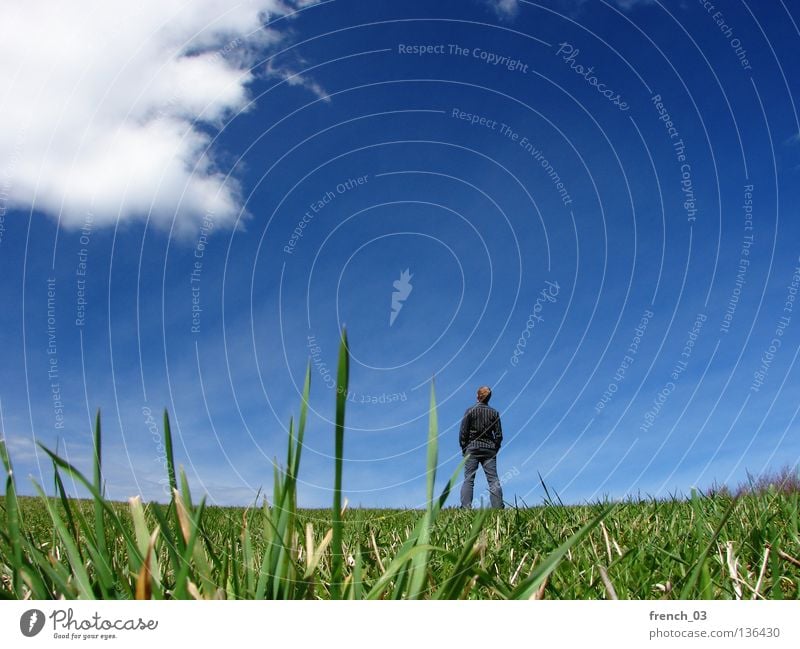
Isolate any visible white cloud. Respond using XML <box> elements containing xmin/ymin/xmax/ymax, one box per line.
<box><xmin>485</xmin><ymin>0</ymin><xmax>521</xmax><ymax>19</ymax></box>
<box><xmin>0</xmin><ymin>1</ymin><xmax>317</xmax><ymax>233</ymax></box>
<box><xmin>265</xmin><ymin>56</ymin><xmax>331</xmax><ymax>103</ymax></box>
<box><xmin>1</xmin><ymin>435</ymin><xmax>39</xmax><ymax>464</ymax></box>
<box><xmin>611</xmin><ymin>0</ymin><xmax>655</xmax><ymax>10</ymax></box>
<box><xmin>486</xmin><ymin>0</ymin><xmax>655</xmax><ymax>20</ymax></box>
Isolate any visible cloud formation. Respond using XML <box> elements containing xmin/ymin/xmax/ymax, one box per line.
<box><xmin>0</xmin><ymin>1</ymin><xmax>315</xmax><ymax>232</ymax></box>
<box><xmin>484</xmin><ymin>0</ymin><xmax>657</xmax><ymax>20</ymax></box>
<box><xmin>265</xmin><ymin>56</ymin><xmax>331</xmax><ymax>103</ymax></box>
<box><xmin>610</xmin><ymin>0</ymin><xmax>656</xmax><ymax>10</ymax></box>
<box><xmin>484</xmin><ymin>0</ymin><xmax>521</xmax><ymax>20</ymax></box>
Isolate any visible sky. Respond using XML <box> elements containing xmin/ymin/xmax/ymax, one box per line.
<box><xmin>1</xmin><ymin>0</ymin><xmax>799</xmax><ymax>508</ymax></box>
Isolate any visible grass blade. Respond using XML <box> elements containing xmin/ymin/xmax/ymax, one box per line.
<box><xmin>163</xmin><ymin>409</ymin><xmax>178</xmax><ymax>496</ymax></box>
<box><xmin>0</xmin><ymin>438</ymin><xmax>23</xmax><ymax>597</ymax></box>
<box><xmin>31</xmin><ymin>481</ymin><xmax>95</xmax><ymax>599</ymax></box>
<box><xmin>92</xmin><ymin>409</ymin><xmax>107</xmax><ymax>560</ymax></box>
<box><xmin>679</xmin><ymin>496</ymin><xmax>736</xmax><ymax>598</ymax></box>
<box><xmin>407</xmin><ymin>379</ymin><xmax>438</xmax><ymax>598</ymax></box>
<box><xmin>512</xmin><ymin>506</ymin><xmax>612</xmax><ymax>599</ymax></box>
<box><xmin>331</xmin><ymin>328</ymin><xmax>349</xmax><ymax>599</ymax></box>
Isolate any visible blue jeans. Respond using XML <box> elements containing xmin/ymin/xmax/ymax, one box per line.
<box><xmin>460</xmin><ymin>447</ymin><xmax>504</xmax><ymax>508</ymax></box>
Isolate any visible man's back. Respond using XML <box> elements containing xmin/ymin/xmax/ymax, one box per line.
<box><xmin>460</xmin><ymin>401</ymin><xmax>503</xmax><ymax>452</ymax></box>
<box><xmin>459</xmin><ymin>386</ymin><xmax>504</xmax><ymax>508</ymax></box>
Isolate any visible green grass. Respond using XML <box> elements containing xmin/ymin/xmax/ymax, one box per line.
<box><xmin>0</xmin><ymin>332</ymin><xmax>798</xmax><ymax>599</ymax></box>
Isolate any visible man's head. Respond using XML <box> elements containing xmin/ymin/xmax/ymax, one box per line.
<box><xmin>476</xmin><ymin>386</ymin><xmax>492</xmax><ymax>403</ymax></box>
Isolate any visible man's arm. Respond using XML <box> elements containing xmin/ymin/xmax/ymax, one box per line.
<box><xmin>494</xmin><ymin>410</ymin><xmax>503</xmax><ymax>449</ymax></box>
<box><xmin>459</xmin><ymin>408</ymin><xmax>471</xmax><ymax>452</ymax></box>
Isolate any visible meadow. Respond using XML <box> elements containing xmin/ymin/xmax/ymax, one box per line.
<box><xmin>1</xmin><ymin>333</ymin><xmax>798</xmax><ymax>600</ymax></box>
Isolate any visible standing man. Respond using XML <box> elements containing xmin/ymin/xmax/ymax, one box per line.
<box><xmin>459</xmin><ymin>386</ymin><xmax>504</xmax><ymax>509</ymax></box>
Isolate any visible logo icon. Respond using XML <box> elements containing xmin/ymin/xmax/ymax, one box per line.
<box><xmin>20</xmin><ymin>609</ymin><xmax>45</xmax><ymax>637</ymax></box>
<box><xmin>389</xmin><ymin>269</ymin><xmax>413</xmax><ymax>326</ymax></box>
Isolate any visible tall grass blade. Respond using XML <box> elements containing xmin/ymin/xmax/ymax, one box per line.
<box><xmin>172</xmin><ymin>487</ymin><xmax>208</xmax><ymax>599</ymax></box>
<box><xmin>512</xmin><ymin>507</ymin><xmax>612</xmax><ymax>599</ymax></box>
<box><xmin>331</xmin><ymin>328</ymin><xmax>349</xmax><ymax>599</ymax></box>
<box><xmin>52</xmin><ymin>467</ymin><xmax>80</xmax><ymax>554</ymax></box>
<box><xmin>407</xmin><ymin>379</ymin><xmax>438</xmax><ymax>598</ymax></box>
<box><xmin>92</xmin><ymin>409</ymin><xmax>107</xmax><ymax>561</ymax></box>
<box><xmin>163</xmin><ymin>409</ymin><xmax>178</xmax><ymax>496</ymax></box>
<box><xmin>51</xmin><ymin>462</ymin><xmax>115</xmax><ymax>598</ymax></box>
<box><xmin>135</xmin><ymin>528</ymin><xmax>159</xmax><ymax>600</ymax></box>
<box><xmin>37</xmin><ymin>442</ymin><xmax>144</xmax><ymax>568</ymax></box>
<box><xmin>0</xmin><ymin>438</ymin><xmax>23</xmax><ymax>597</ymax></box>
<box><xmin>129</xmin><ymin>497</ymin><xmax>163</xmax><ymax>598</ymax></box>
<box><xmin>31</xmin><ymin>481</ymin><xmax>95</xmax><ymax>599</ymax></box>
<box><xmin>434</xmin><ymin>508</ymin><xmax>491</xmax><ymax>599</ymax></box>
<box><xmin>679</xmin><ymin>496</ymin><xmax>737</xmax><ymax>598</ymax></box>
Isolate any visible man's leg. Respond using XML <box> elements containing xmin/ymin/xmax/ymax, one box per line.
<box><xmin>460</xmin><ymin>453</ymin><xmax>480</xmax><ymax>508</ymax></box>
<box><xmin>481</xmin><ymin>452</ymin><xmax>504</xmax><ymax>509</ymax></box>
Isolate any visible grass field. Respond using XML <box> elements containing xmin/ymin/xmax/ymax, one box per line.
<box><xmin>1</xmin><ymin>332</ymin><xmax>799</xmax><ymax>600</ymax></box>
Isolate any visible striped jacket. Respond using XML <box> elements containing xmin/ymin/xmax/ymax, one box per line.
<box><xmin>459</xmin><ymin>402</ymin><xmax>503</xmax><ymax>452</ymax></box>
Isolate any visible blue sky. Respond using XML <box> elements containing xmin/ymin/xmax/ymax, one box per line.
<box><xmin>1</xmin><ymin>0</ymin><xmax>799</xmax><ymax>507</ymax></box>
